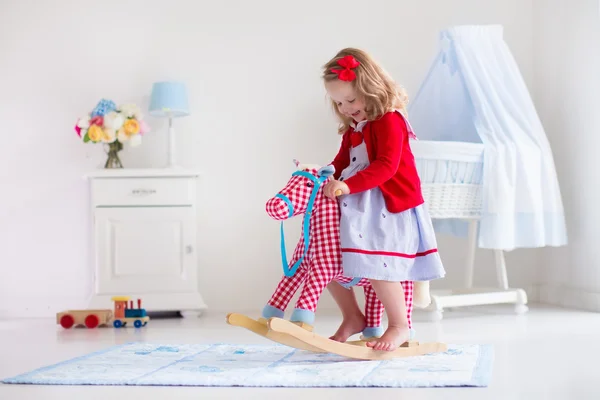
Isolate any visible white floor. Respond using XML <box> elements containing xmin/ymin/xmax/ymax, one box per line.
<box><xmin>0</xmin><ymin>304</ymin><xmax>598</xmax><ymax>399</ymax></box>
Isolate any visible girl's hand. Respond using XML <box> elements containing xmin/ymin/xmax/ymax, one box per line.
<box><xmin>324</xmin><ymin>180</ymin><xmax>350</xmax><ymax>199</ymax></box>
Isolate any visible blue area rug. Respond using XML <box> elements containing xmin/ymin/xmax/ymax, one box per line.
<box><xmin>2</xmin><ymin>342</ymin><xmax>493</xmax><ymax>388</ymax></box>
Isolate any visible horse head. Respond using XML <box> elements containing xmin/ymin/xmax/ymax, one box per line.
<box><xmin>266</xmin><ymin>160</ymin><xmax>335</xmax><ymax>221</ymax></box>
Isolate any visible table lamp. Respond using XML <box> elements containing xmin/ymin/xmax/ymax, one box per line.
<box><xmin>149</xmin><ymin>81</ymin><xmax>190</xmax><ymax>167</ymax></box>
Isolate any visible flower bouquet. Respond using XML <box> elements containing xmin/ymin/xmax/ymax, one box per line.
<box><xmin>75</xmin><ymin>99</ymin><xmax>150</xmax><ymax>168</ymax></box>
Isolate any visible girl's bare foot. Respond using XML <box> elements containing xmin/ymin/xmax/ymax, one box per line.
<box><xmin>329</xmin><ymin>313</ymin><xmax>366</xmax><ymax>342</ymax></box>
<box><xmin>326</xmin><ymin>282</ymin><xmax>366</xmax><ymax>342</ymax></box>
<box><xmin>365</xmin><ymin>325</ymin><xmax>410</xmax><ymax>351</ymax></box>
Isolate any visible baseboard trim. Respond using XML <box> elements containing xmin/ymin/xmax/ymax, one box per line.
<box><xmin>0</xmin><ymin>293</ymin><xmax>209</xmax><ymax>320</ymax></box>
<box><xmin>534</xmin><ymin>284</ymin><xmax>600</xmax><ymax>312</ymax></box>
<box><xmin>7</xmin><ymin>285</ymin><xmax>596</xmax><ymax>319</ymax></box>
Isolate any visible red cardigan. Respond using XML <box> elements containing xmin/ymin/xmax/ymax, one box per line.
<box><xmin>330</xmin><ymin>111</ymin><xmax>424</xmax><ymax>213</ymax></box>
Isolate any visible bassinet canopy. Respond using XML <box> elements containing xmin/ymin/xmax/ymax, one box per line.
<box><xmin>408</xmin><ymin>25</ymin><xmax>567</xmax><ymax>251</ymax></box>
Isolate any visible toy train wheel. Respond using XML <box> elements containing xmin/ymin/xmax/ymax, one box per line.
<box><xmin>85</xmin><ymin>314</ymin><xmax>99</xmax><ymax>329</ymax></box>
<box><xmin>60</xmin><ymin>314</ymin><xmax>75</xmax><ymax>329</ymax></box>
<box><xmin>113</xmin><ymin>320</ymin><xmax>123</xmax><ymax>328</ymax></box>
<box><xmin>134</xmin><ymin>320</ymin><xmax>142</xmax><ymax>328</ymax></box>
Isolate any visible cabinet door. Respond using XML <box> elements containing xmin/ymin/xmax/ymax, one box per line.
<box><xmin>94</xmin><ymin>207</ymin><xmax>197</xmax><ymax>294</ymax></box>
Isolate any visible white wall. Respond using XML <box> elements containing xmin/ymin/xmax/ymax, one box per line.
<box><xmin>0</xmin><ymin>0</ymin><xmax>537</xmax><ymax>317</ymax></box>
<box><xmin>533</xmin><ymin>0</ymin><xmax>600</xmax><ymax>311</ymax></box>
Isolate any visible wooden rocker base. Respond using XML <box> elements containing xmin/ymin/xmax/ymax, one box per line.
<box><xmin>226</xmin><ymin>313</ymin><xmax>448</xmax><ymax>360</ymax></box>
<box><xmin>226</xmin><ymin>313</ymin><xmax>326</xmax><ymax>353</ymax></box>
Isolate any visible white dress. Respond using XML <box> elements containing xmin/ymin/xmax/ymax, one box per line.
<box><xmin>338</xmin><ymin>117</ymin><xmax>446</xmax><ymax>282</ymax></box>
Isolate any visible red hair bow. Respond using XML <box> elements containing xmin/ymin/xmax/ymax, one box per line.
<box><xmin>331</xmin><ymin>55</ymin><xmax>360</xmax><ymax>81</ymax></box>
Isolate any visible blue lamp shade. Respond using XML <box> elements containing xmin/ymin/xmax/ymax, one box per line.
<box><xmin>149</xmin><ymin>81</ymin><xmax>190</xmax><ymax>117</ymax></box>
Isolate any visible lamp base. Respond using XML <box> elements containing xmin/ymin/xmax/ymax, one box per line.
<box><xmin>167</xmin><ymin>118</ymin><xmax>177</xmax><ymax>167</ymax></box>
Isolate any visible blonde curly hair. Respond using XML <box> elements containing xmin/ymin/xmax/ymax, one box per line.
<box><xmin>322</xmin><ymin>48</ymin><xmax>409</xmax><ymax>134</ymax></box>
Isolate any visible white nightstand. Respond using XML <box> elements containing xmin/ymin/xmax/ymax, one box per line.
<box><xmin>86</xmin><ymin>168</ymin><xmax>207</xmax><ymax>317</ymax></box>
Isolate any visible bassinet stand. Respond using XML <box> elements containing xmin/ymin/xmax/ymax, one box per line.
<box><xmin>422</xmin><ymin>184</ymin><xmax>529</xmax><ymax>321</ymax></box>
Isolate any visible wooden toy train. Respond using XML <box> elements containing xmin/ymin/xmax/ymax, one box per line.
<box><xmin>56</xmin><ymin>296</ymin><xmax>149</xmax><ymax>329</ymax></box>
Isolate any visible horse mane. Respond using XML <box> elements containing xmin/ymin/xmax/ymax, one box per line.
<box><xmin>297</xmin><ymin>163</ymin><xmax>321</xmax><ymax>171</ymax></box>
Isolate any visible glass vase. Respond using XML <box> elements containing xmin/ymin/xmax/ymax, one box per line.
<box><xmin>104</xmin><ymin>141</ymin><xmax>123</xmax><ymax>169</ymax></box>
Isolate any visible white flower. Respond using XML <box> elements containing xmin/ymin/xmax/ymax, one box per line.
<box><xmin>102</xmin><ymin>128</ymin><xmax>117</xmax><ymax>143</ymax></box>
<box><xmin>103</xmin><ymin>112</ymin><xmax>124</xmax><ymax>130</ymax></box>
<box><xmin>119</xmin><ymin>103</ymin><xmax>142</xmax><ymax>119</ymax></box>
<box><xmin>77</xmin><ymin>116</ymin><xmax>90</xmax><ymax>129</ymax></box>
<box><xmin>117</xmin><ymin>128</ymin><xmax>129</xmax><ymax>142</ymax></box>
<box><xmin>129</xmin><ymin>134</ymin><xmax>142</xmax><ymax>147</ymax></box>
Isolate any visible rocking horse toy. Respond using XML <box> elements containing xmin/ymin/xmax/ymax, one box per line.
<box><xmin>227</xmin><ymin>161</ymin><xmax>447</xmax><ymax>360</ymax></box>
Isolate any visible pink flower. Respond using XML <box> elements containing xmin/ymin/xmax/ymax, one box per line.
<box><xmin>139</xmin><ymin>120</ymin><xmax>151</xmax><ymax>135</ymax></box>
<box><xmin>74</xmin><ymin>124</ymin><xmax>82</xmax><ymax>137</ymax></box>
<box><xmin>90</xmin><ymin>116</ymin><xmax>104</xmax><ymax>126</ymax></box>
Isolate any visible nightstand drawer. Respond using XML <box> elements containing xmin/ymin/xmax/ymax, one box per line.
<box><xmin>91</xmin><ymin>177</ymin><xmax>195</xmax><ymax>206</ymax></box>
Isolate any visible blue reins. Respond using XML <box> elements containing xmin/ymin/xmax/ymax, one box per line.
<box><xmin>276</xmin><ymin>170</ymin><xmax>327</xmax><ymax>277</ymax></box>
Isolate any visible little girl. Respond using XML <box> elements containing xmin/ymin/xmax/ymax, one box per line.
<box><xmin>321</xmin><ymin>48</ymin><xmax>445</xmax><ymax>351</ymax></box>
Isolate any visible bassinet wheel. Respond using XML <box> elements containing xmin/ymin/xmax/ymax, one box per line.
<box><xmin>431</xmin><ymin>310</ymin><xmax>444</xmax><ymax>321</ymax></box>
<box><xmin>515</xmin><ymin>304</ymin><xmax>529</xmax><ymax>314</ymax></box>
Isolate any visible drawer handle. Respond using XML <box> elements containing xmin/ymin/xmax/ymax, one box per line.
<box><xmin>131</xmin><ymin>189</ymin><xmax>157</xmax><ymax>196</ymax></box>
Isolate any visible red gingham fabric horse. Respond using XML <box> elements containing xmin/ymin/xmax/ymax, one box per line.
<box><xmin>263</xmin><ymin>162</ymin><xmax>415</xmax><ymax>338</ymax></box>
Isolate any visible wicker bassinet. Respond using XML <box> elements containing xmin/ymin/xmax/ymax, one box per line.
<box><xmin>410</xmin><ymin>140</ymin><xmax>484</xmax><ymax>219</ymax></box>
